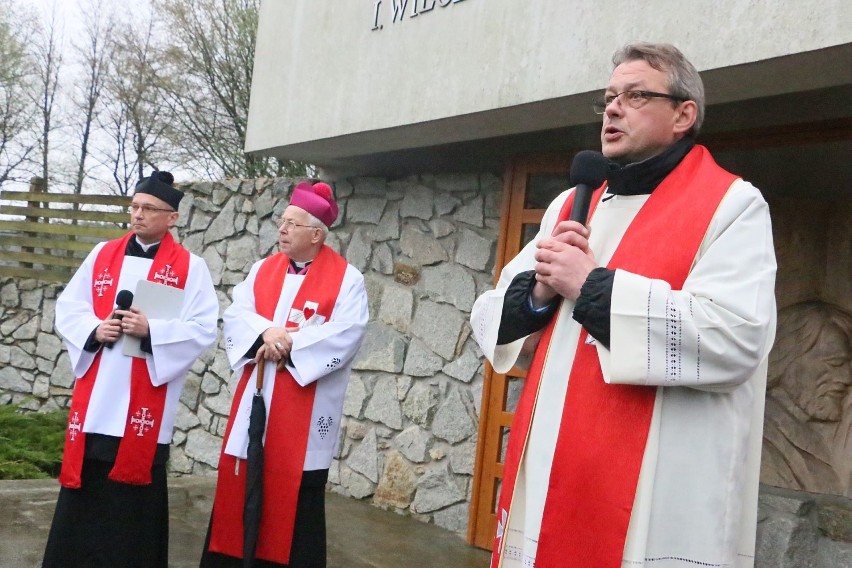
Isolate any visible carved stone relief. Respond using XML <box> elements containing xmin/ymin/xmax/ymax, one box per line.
<box><xmin>761</xmin><ymin>301</ymin><xmax>852</xmax><ymax>498</ymax></box>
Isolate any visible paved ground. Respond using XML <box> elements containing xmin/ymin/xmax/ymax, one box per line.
<box><xmin>0</xmin><ymin>476</ymin><xmax>491</xmax><ymax>568</ymax></box>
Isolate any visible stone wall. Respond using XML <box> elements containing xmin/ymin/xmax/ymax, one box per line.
<box><xmin>1</xmin><ymin>174</ymin><xmax>851</xmax><ymax>565</ymax></box>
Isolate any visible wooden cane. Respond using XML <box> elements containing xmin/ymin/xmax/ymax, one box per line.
<box><xmin>255</xmin><ymin>355</ymin><xmax>265</xmax><ymax>392</ymax></box>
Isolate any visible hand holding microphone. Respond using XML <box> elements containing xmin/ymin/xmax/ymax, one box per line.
<box><xmin>568</xmin><ymin>150</ymin><xmax>610</xmax><ymax>225</ymax></box>
<box><xmin>103</xmin><ymin>290</ymin><xmax>134</xmax><ymax>349</ymax></box>
<box><xmin>533</xmin><ymin>151</ymin><xmax>609</xmax><ymax>302</ymax></box>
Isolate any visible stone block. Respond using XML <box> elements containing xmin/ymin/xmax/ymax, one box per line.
<box><xmin>453</xmin><ymin>195</ymin><xmax>484</xmax><ymax>228</ymax></box>
<box><xmin>352</xmin><ymin>177</ymin><xmax>387</xmax><ymax>197</ymax></box>
<box><xmin>168</xmin><ymin>446</ymin><xmax>194</xmax><ymax>475</ymax></box>
<box><xmin>817</xmin><ymin>537</ymin><xmax>852</xmax><ymax>568</ymax></box>
<box><xmin>443</xmin><ymin>347</ymin><xmax>482</xmax><ymax>383</ymax></box>
<box><xmin>339</xmin><ymin>466</ymin><xmax>375</xmax><ymax>499</ymax></box>
<box><xmin>435</xmin><ymin>194</ymin><xmax>461</xmax><ymax>216</ymax></box>
<box><xmin>174</xmin><ymin>402</ymin><xmax>201</xmax><ymax>431</ymax></box>
<box><xmin>403</xmin><ymin>339</ymin><xmax>444</xmax><ymax>377</ymax></box>
<box><xmin>400</xmin><ymin>186</ymin><xmax>434</xmax><ymax>220</ymax></box>
<box><xmin>343</xmin><ymin>376</ymin><xmax>368</xmax><ymax>419</ymax></box>
<box><xmin>32</xmin><ymin>374</ymin><xmax>49</xmax><ymax>399</ymax></box>
<box><xmin>396</xmin><ymin>425</ymin><xmax>432</xmax><ymax>463</ymax></box>
<box><xmin>374</xmin><ymin>451</ymin><xmax>418</xmax><ymax>509</ymax></box>
<box><xmin>0</xmin><ymin>366</ymin><xmax>31</xmax><ymax>393</ymax></box>
<box><xmin>432</xmin><ymin>387</ymin><xmax>475</xmax><ymax>444</ymax></box>
<box><xmin>364</xmin><ymin>375</ymin><xmax>403</xmax><ymax>430</ymax></box>
<box><xmin>421</xmin><ymin>264</ymin><xmax>476</xmax><ymax>312</ymax></box>
<box><xmin>203</xmin><ymin>198</ymin><xmax>237</xmax><ymax>245</ymax></box>
<box><xmin>184</xmin><ymin>428</ymin><xmax>222</xmax><ymax>468</ymax></box>
<box><xmin>411</xmin><ymin>464</ymin><xmax>465</xmax><ymax>514</ymax></box>
<box><xmin>35</xmin><ymin>332</ymin><xmax>62</xmax><ymax>362</ymax></box>
<box><xmin>203</xmin><ymin>391</ymin><xmax>233</xmax><ymax>417</ymax></box>
<box><xmin>371</xmin><ymin>242</ymin><xmax>394</xmax><ymax>275</ymax></box>
<box><xmin>449</xmin><ymin>441</ymin><xmax>476</xmax><ymax>475</ymax></box>
<box><xmin>433</xmin><ymin>502</ymin><xmax>469</xmax><ymax>535</ymax></box>
<box><xmin>429</xmin><ymin>218</ymin><xmax>455</xmax><ymax>238</ymax></box>
<box><xmin>432</xmin><ymin>174</ymin><xmax>479</xmax><ymax>193</ymax></box>
<box><xmin>756</xmin><ymin>514</ymin><xmax>818</xmax><ymax>568</ymax></box>
<box><xmin>352</xmin><ymin>323</ymin><xmax>406</xmax><ymax>373</ymax></box>
<box><xmin>402</xmin><ymin>381</ymin><xmax>440</xmax><ymax>427</ymax></box>
<box><xmin>0</xmin><ymin>280</ymin><xmax>19</xmax><ymax>307</ymax></box>
<box><xmin>410</xmin><ymin>300</ymin><xmax>465</xmax><ymax>360</ymax></box>
<box><xmin>347</xmin><ymin>197</ymin><xmax>387</xmax><ymax>224</ymax></box>
<box><xmin>400</xmin><ymin>225</ymin><xmax>447</xmax><ymax>266</ymax></box>
<box><xmin>817</xmin><ymin>501</ymin><xmax>852</xmax><ymax>543</ymax></box>
<box><xmin>456</xmin><ymin>228</ymin><xmax>493</xmax><ymax>272</ymax></box>
<box><xmin>346</xmin><ymin>428</ymin><xmax>379</xmax><ymax>483</ymax></box>
<box><xmin>224</xmin><ymin>235</ymin><xmax>260</xmax><ymax>273</ymax></box>
<box><xmin>346</xmin><ymin>227</ymin><xmax>372</xmax><ymax>271</ymax></box>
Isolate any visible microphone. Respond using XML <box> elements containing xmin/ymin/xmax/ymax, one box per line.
<box><xmin>568</xmin><ymin>150</ymin><xmax>609</xmax><ymax>225</ymax></box>
<box><xmin>106</xmin><ymin>290</ymin><xmax>134</xmax><ymax>349</ymax></box>
<box><xmin>114</xmin><ymin>290</ymin><xmax>134</xmax><ymax>318</ymax></box>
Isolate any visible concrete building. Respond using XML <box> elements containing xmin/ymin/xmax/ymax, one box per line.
<box><xmin>244</xmin><ymin>0</ymin><xmax>852</xmax><ymax>563</ymax></box>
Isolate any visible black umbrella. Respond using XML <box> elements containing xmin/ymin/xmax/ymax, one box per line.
<box><xmin>243</xmin><ymin>358</ymin><xmax>266</xmax><ymax>567</ymax></box>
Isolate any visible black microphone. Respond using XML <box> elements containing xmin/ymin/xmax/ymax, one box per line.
<box><xmin>568</xmin><ymin>150</ymin><xmax>610</xmax><ymax>225</ymax></box>
<box><xmin>114</xmin><ymin>290</ymin><xmax>134</xmax><ymax>317</ymax></box>
<box><xmin>106</xmin><ymin>290</ymin><xmax>134</xmax><ymax>349</ymax></box>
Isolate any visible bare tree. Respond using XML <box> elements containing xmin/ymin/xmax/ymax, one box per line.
<box><xmin>153</xmin><ymin>0</ymin><xmax>306</xmax><ymax>179</ymax></box>
<box><xmin>69</xmin><ymin>0</ymin><xmax>115</xmax><ymax>196</ymax></box>
<box><xmin>0</xmin><ymin>0</ymin><xmax>39</xmax><ymax>188</ymax></box>
<box><xmin>96</xmin><ymin>18</ymin><xmax>172</xmax><ymax>195</ymax></box>
<box><xmin>30</xmin><ymin>1</ymin><xmax>64</xmax><ymax>191</ymax></box>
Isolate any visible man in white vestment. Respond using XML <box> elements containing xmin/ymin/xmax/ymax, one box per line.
<box><xmin>203</xmin><ymin>181</ymin><xmax>368</xmax><ymax>568</ymax></box>
<box><xmin>471</xmin><ymin>43</ymin><xmax>777</xmax><ymax>568</ymax></box>
<box><xmin>44</xmin><ymin>171</ymin><xmax>219</xmax><ymax>568</ymax></box>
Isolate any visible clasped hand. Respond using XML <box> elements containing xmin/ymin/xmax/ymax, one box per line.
<box><xmin>258</xmin><ymin>327</ymin><xmax>295</xmax><ymax>366</ymax></box>
<box><xmin>533</xmin><ymin>220</ymin><xmax>598</xmax><ymax>303</ymax></box>
<box><xmin>95</xmin><ymin>307</ymin><xmax>149</xmax><ymax>344</ymax></box>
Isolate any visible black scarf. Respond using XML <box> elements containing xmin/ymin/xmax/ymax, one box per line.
<box><xmin>605</xmin><ymin>137</ymin><xmax>695</xmax><ymax>196</ymax></box>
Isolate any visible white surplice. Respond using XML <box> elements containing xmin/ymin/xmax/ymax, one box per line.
<box><xmin>222</xmin><ymin>259</ymin><xmax>368</xmax><ymax>470</ymax></box>
<box><xmin>55</xmin><ymin>240</ymin><xmax>219</xmax><ymax>444</ymax></box>
<box><xmin>471</xmin><ymin>179</ymin><xmax>777</xmax><ymax>568</ymax></box>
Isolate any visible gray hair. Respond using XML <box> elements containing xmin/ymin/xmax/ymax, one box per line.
<box><xmin>612</xmin><ymin>42</ymin><xmax>705</xmax><ymax>136</ymax></box>
<box><xmin>304</xmin><ymin>211</ymin><xmax>329</xmax><ymax>237</ymax></box>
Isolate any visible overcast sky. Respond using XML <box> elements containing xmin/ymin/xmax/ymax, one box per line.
<box><xmin>3</xmin><ymin>0</ymin><xmax>181</xmax><ymax>195</ymax></box>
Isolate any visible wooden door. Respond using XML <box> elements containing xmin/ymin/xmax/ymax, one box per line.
<box><xmin>467</xmin><ymin>153</ymin><xmax>578</xmax><ymax>549</ymax></box>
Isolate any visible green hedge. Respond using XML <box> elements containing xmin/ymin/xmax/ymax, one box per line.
<box><xmin>0</xmin><ymin>405</ymin><xmax>66</xmax><ymax>479</ymax></box>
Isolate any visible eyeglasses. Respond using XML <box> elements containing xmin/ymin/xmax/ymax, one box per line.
<box><xmin>128</xmin><ymin>203</ymin><xmax>175</xmax><ymax>214</ymax></box>
<box><xmin>275</xmin><ymin>218</ymin><xmax>317</xmax><ymax>231</ymax></box>
<box><xmin>592</xmin><ymin>90</ymin><xmax>688</xmax><ymax>114</ymax></box>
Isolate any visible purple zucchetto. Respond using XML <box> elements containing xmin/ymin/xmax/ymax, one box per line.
<box><xmin>289</xmin><ymin>181</ymin><xmax>338</xmax><ymax>228</ymax></box>
<box><xmin>134</xmin><ymin>171</ymin><xmax>183</xmax><ymax>210</ymax></box>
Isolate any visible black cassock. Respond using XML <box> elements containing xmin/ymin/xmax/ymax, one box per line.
<box><xmin>200</xmin><ymin>469</ymin><xmax>328</xmax><ymax>568</ymax></box>
<box><xmin>42</xmin><ymin>435</ymin><xmax>171</xmax><ymax>568</ymax></box>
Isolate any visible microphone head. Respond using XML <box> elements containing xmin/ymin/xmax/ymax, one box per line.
<box><xmin>115</xmin><ymin>290</ymin><xmax>134</xmax><ymax>309</ymax></box>
<box><xmin>570</xmin><ymin>150</ymin><xmax>609</xmax><ymax>187</ymax></box>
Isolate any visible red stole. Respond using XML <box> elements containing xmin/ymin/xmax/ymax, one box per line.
<box><xmin>209</xmin><ymin>246</ymin><xmax>348</xmax><ymax>564</ymax></box>
<box><xmin>492</xmin><ymin>146</ymin><xmax>737</xmax><ymax>567</ymax></box>
<box><xmin>59</xmin><ymin>231</ymin><xmax>190</xmax><ymax>488</ymax></box>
